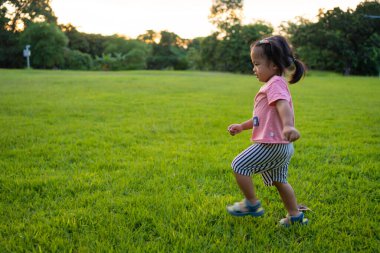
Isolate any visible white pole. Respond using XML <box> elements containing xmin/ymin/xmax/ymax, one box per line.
<box><xmin>27</xmin><ymin>55</ymin><xmax>30</xmax><ymax>69</ymax></box>
<box><xmin>23</xmin><ymin>45</ymin><xmax>31</xmax><ymax>69</ymax></box>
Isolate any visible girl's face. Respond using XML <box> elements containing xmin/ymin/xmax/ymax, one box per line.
<box><xmin>251</xmin><ymin>46</ymin><xmax>278</xmax><ymax>83</ymax></box>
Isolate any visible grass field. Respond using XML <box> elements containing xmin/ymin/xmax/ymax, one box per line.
<box><xmin>0</xmin><ymin>69</ymin><xmax>379</xmax><ymax>252</ymax></box>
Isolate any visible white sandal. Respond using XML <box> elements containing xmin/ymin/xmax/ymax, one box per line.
<box><xmin>227</xmin><ymin>199</ymin><xmax>265</xmax><ymax>217</ymax></box>
<box><xmin>280</xmin><ymin>212</ymin><xmax>309</xmax><ymax>227</ymax></box>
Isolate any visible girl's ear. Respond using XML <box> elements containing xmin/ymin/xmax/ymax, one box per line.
<box><xmin>271</xmin><ymin>63</ymin><xmax>281</xmax><ymax>75</ymax></box>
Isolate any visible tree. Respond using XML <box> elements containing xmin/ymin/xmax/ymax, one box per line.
<box><xmin>285</xmin><ymin>1</ymin><xmax>380</xmax><ymax>75</ymax></box>
<box><xmin>104</xmin><ymin>36</ymin><xmax>149</xmax><ymax>56</ymax></box>
<box><xmin>147</xmin><ymin>30</ymin><xmax>188</xmax><ymax>70</ymax></box>
<box><xmin>186</xmin><ymin>38</ymin><xmax>203</xmax><ymax>70</ymax></box>
<box><xmin>0</xmin><ymin>0</ymin><xmax>57</xmax><ymax>68</ymax></box>
<box><xmin>209</xmin><ymin>0</ymin><xmax>243</xmax><ymax>36</ymax></box>
<box><xmin>63</xmin><ymin>48</ymin><xmax>93</xmax><ymax>70</ymax></box>
<box><xmin>205</xmin><ymin>0</ymin><xmax>274</xmax><ymax>73</ymax></box>
<box><xmin>124</xmin><ymin>49</ymin><xmax>148</xmax><ymax>70</ymax></box>
<box><xmin>60</xmin><ymin>24</ymin><xmax>90</xmax><ymax>53</ymax></box>
<box><xmin>0</xmin><ymin>6</ymin><xmax>23</xmax><ymax>68</ymax></box>
<box><xmin>20</xmin><ymin>22</ymin><xmax>68</xmax><ymax>68</ymax></box>
<box><xmin>104</xmin><ymin>36</ymin><xmax>150</xmax><ymax>70</ymax></box>
<box><xmin>353</xmin><ymin>0</ymin><xmax>380</xmax><ymax>75</ymax></box>
<box><xmin>60</xmin><ymin>25</ymin><xmax>113</xmax><ymax>58</ymax></box>
<box><xmin>81</xmin><ymin>33</ymin><xmax>110</xmax><ymax>58</ymax></box>
<box><xmin>137</xmin><ymin>30</ymin><xmax>159</xmax><ymax>44</ymax></box>
<box><xmin>206</xmin><ymin>0</ymin><xmax>245</xmax><ymax>72</ymax></box>
<box><xmin>0</xmin><ymin>0</ymin><xmax>56</xmax><ymax>32</ymax></box>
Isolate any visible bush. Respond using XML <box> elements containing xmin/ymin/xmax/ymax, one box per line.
<box><xmin>124</xmin><ymin>49</ymin><xmax>147</xmax><ymax>70</ymax></box>
<box><xmin>94</xmin><ymin>54</ymin><xmax>117</xmax><ymax>71</ymax></box>
<box><xmin>94</xmin><ymin>51</ymin><xmax>148</xmax><ymax>71</ymax></box>
<box><xmin>20</xmin><ymin>22</ymin><xmax>68</xmax><ymax>69</ymax></box>
<box><xmin>63</xmin><ymin>49</ymin><xmax>93</xmax><ymax>70</ymax></box>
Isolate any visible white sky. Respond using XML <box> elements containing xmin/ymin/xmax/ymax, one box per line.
<box><xmin>51</xmin><ymin>0</ymin><xmax>364</xmax><ymax>39</ymax></box>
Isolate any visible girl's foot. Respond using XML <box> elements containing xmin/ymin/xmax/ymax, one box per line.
<box><xmin>227</xmin><ymin>199</ymin><xmax>265</xmax><ymax>217</ymax></box>
<box><xmin>280</xmin><ymin>212</ymin><xmax>309</xmax><ymax>227</ymax></box>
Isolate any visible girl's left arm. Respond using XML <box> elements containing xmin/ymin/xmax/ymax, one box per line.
<box><xmin>276</xmin><ymin>100</ymin><xmax>300</xmax><ymax>142</ymax></box>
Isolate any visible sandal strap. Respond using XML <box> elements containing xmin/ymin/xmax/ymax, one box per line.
<box><xmin>243</xmin><ymin>199</ymin><xmax>261</xmax><ymax>211</ymax></box>
<box><xmin>289</xmin><ymin>212</ymin><xmax>304</xmax><ymax>223</ymax></box>
<box><xmin>230</xmin><ymin>199</ymin><xmax>261</xmax><ymax>212</ymax></box>
<box><xmin>230</xmin><ymin>202</ymin><xmax>243</xmax><ymax>212</ymax></box>
<box><xmin>280</xmin><ymin>212</ymin><xmax>308</xmax><ymax>226</ymax></box>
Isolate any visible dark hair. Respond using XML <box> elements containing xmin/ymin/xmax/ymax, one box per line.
<box><xmin>251</xmin><ymin>35</ymin><xmax>305</xmax><ymax>84</ymax></box>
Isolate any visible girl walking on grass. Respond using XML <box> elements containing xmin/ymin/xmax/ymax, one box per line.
<box><xmin>227</xmin><ymin>35</ymin><xmax>308</xmax><ymax>226</ymax></box>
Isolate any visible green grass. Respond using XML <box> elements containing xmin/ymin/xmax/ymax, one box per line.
<box><xmin>0</xmin><ymin>69</ymin><xmax>379</xmax><ymax>252</ymax></box>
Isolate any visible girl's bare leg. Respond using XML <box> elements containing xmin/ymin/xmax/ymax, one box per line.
<box><xmin>234</xmin><ymin>172</ymin><xmax>259</xmax><ymax>204</ymax></box>
<box><xmin>273</xmin><ymin>181</ymin><xmax>300</xmax><ymax>216</ymax></box>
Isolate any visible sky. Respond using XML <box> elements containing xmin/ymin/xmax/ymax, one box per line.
<box><xmin>51</xmin><ymin>0</ymin><xmax>364</xmax><ymax>39</ymax></box>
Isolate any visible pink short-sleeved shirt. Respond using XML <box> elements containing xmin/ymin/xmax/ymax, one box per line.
<box><xmin>251</xmin><ymin>75</ymin><xmax>294</xmax><ymax>144</ymax></box>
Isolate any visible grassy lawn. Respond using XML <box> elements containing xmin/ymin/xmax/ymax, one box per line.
<box><xmin>0</xmin><ymin>69</ymin><xmax>379</xmax><ymax>252</ymax></box>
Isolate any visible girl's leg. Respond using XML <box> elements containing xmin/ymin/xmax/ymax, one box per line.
<box><xmin>273</xmin><ymin>181</ymin><xmax>300</xmax><ymax>216</ymax></box>
<box><xmin>231</xmin><ymin>143</ymin><xmax>283</xmax><ymax>205</ymax></box>
<box><xmin>234</xmin><ymin>172</ymin><xmax>259</xmax><ymax>205</ymax></box>
<box><xmin>231</xmin><ymin>144</ymin><xmax>266</xmax><ymax>205</ymax></box>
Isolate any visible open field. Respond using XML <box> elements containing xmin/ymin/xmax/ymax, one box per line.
<box><xmin>0</xmin><ymin>69</ymin><xmax>379</xmax><ymax>252</ymax></box>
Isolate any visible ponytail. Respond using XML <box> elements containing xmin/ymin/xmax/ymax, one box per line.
<box><xmin>289</xmin><ymin>58</ymin><xmax>306</xmax><ymax>84</ymax></box>
<box><xmin>254</xmin><ymin>35</ymin><xmax>306</xmax><ymax>84</ymax></box>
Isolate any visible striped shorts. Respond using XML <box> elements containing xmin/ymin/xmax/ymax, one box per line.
<box><xmin>231</xmin><ymin>143</ymin><xmax>294</xmax><ymax>186</ymax></box>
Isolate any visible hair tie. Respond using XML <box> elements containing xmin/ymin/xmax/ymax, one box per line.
<box><xmin>258</xmin><ymin>39</ymin><xmax>270</xmax><ymax>45</ymax></box>
<box><xmin>288</xmin><ymin>56</ymin><xmax>296</xmax><ymax>64</ymax></box>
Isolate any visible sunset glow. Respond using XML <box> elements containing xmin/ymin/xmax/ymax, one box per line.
<box><xmin>51</xmin><ymin>0</ymin><xmax>365</xmax><ymax>39</ymax></box>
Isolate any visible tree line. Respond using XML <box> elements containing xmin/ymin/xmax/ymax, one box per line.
<box><xmin>283</xmin><ymin>1</ymin><xmax>380</xmax><ymax>76</ymax></box>
<box><xmin>1</xmin><ymin>0</ymin><xmax>379</xmax><ymax>75</ymax></box>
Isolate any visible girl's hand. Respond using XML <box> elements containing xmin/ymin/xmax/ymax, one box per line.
<box><xmin>282</xmin><ymin>126</ymin><xmax>301</xmax><ymax>142</ymax></box>
<box><xmin>228</xmin><ymin>124</ymin><xmax>243</xmax><ymax>136</ymax></box>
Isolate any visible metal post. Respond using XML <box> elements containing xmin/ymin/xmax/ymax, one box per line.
<box><xmin>23</xmin><ymin>45</ymin><xmax>31</xmax><ymax>69</ymax></box>
<box><xmin>26</xmin><ymin>54</ymin><xmax>30</xmax><ymax>69</ymax></box>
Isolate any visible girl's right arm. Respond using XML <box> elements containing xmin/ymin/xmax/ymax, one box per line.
<box><xmin>228</xmin><ymin>119</ymin><xmax>253</xmax><ymax>136</ymax></box>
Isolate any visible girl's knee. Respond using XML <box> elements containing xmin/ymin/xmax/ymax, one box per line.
<box><xmin>273</xmin><ymin>181</ymin><xmax>288</xmax><ymax>188</ymax></box>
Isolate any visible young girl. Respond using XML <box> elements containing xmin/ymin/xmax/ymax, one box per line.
<box><xmin>226</xmin><ymin>35</ymin><xmax>308</xmax><ymax>226</ymax></box>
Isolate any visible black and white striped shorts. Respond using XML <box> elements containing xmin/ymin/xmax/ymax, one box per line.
<box><xmin>231</xmin><ymin>143</ymin><xmax>294</xmax><ymax>186</ymax></box>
